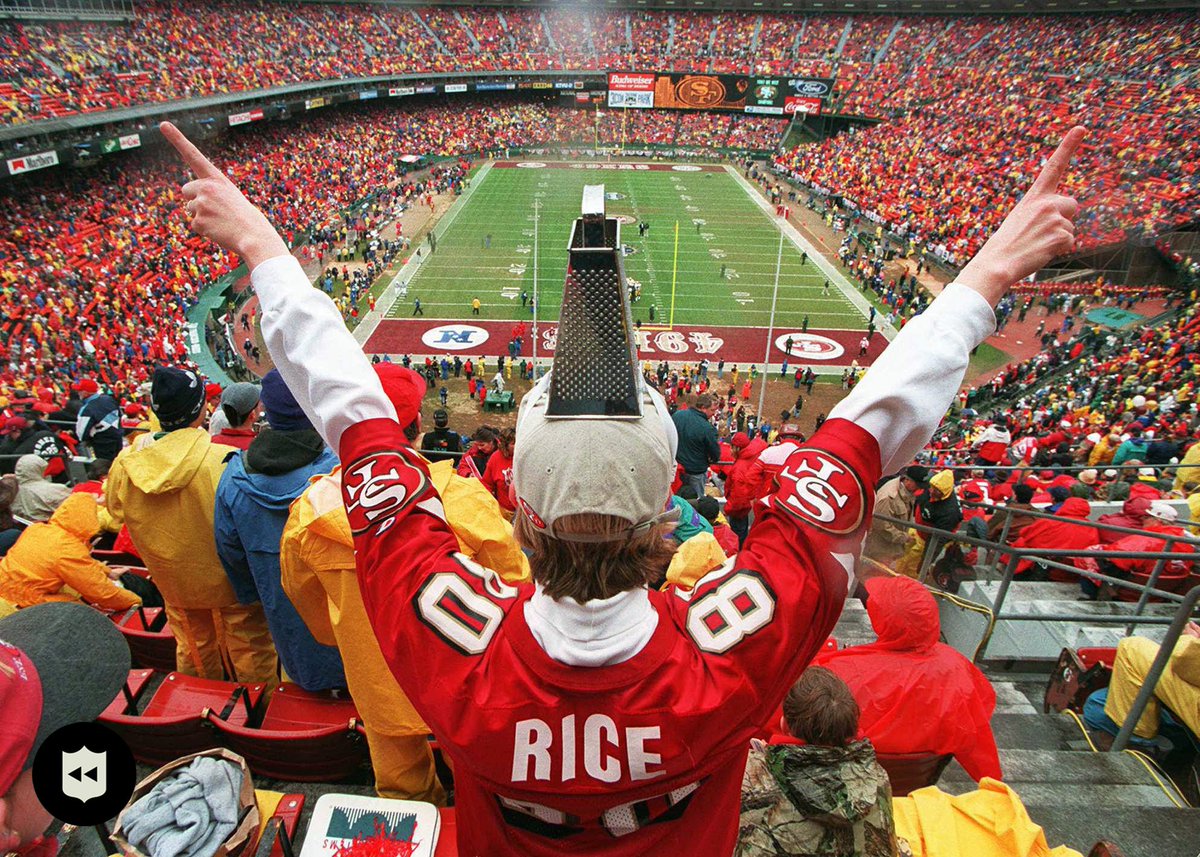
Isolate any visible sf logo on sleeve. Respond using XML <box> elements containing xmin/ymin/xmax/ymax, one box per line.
<box><xmin>774</xmin><ymin>449</ymin><xmax>866</xmax><ymax>535</ymax></box>
<box><xmin>343</xmin><ymin>450</ymin><xmax>430</xmax><ymax>536</ymax></box>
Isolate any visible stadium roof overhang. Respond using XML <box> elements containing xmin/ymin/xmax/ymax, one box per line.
<box><xmin>333</xmin><ymin>0</ymin><xmax>1198</xmax><ymax>13</ymax></box>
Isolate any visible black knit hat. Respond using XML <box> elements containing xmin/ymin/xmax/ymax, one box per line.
<box><xmin>904</xmin><ymin>465</ymin><xmax>930</xmax><ymax>484</ymax></box>
<box><xmin>151</xmin><ymin>366</ymin><xmax>207</xmax><ymax>431</ymax></box>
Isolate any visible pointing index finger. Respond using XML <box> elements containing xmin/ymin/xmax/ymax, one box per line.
<box><xmin>160</xmin><ymin>121</ymin><xmax>224</xmax><ymax>181</ymax></box>
<box><xmin>1031</xmin><ymin>125</ymin><xmax>1086</xmax><ymax>195</ymax></box>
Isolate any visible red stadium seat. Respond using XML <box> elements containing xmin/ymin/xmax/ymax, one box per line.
<box><xmin>100</xmin><ymin>672</ymin><xmax>265</xmax><ymax>767</ymax></box>
<box><xmin>205</xmin><ymin>714</ymin><xmax>369</xmax><ymax>782</ymax></box>
<box><xmin>101</xmin><ymin>669</ymin><xmax>155</xmax><ymax>718</ymax></box>
<box><xmin>260</xmin><ymin>683</ymin><xmax>359</xmax><ymax>730</ymax></box>
<box><xmin>435</xmin><ymin>808</ymin><xmax>458</xmax><ymax>857</ymax></box>
<box><xmin>875</xmin><ymin>751</ymin><xmax>953</xmax><ymax>796</ymax></box>
<box><xmin>248</xmin><ymin>795</ymin><xmax>306</xmax><ymax>857</ymax></box>
<box><xmin>1045</xmin><ymin>647</ymin><xmax>1116</xmax><ymax>715</ymax></box>
<box><xmin>112</xmin><ymin>606</ymin><xmax>176</xmax><ymax>672</ymax></box>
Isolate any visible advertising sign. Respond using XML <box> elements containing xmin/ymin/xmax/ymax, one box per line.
<box><xmin>7</xmin><ymin>149</ymin><xmax>58</xmax><ymax>175</ymax></box>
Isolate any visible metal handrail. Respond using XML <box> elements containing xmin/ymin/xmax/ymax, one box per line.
<box><xmin>1111</xmin><ymin>584</ymin><xmax>1200</xmax><ymax>752</ymax></box>
<box><xmin>866</xmin><ymin>511</ymin><xmax>1199</xmax><ymax>659</ymax></box>
<box><xmin>956</xmin><ymin>497</ymin><xmax>1200</xmax><ymax>544</ymax></box>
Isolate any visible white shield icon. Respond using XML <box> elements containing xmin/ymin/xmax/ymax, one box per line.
<box><xmin>61</xmin><ymin>746</ymin><xmax>106</xmax><ymax>802</ymax></box>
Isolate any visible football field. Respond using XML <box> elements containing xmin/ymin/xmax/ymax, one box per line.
<box><xmin>387</xmin><ymin>162</ymin><xmax>866</xmax><ymax>331</ymax></box>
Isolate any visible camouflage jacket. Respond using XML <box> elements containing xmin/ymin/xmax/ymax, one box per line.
<box><xmin>735</xmin><ymin>740</ymin><xmax>905</xmax><ymax>857</ymax></box>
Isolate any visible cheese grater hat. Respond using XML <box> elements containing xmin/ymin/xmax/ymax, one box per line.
<box><xmin>514</xmin><ymin>191</ymin><xmax>677</xmax><ymax>542</ymax></box>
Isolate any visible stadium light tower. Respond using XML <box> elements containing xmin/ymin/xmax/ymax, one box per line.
<box><xmin>757</xmin><ymin>223</ymin><xmax>785</xmax><ymax>421</ymax></box>
<box><xmin>532</xmin><ymin>197</ymin><xmax>541</xmax><ymax>371</ymax></box>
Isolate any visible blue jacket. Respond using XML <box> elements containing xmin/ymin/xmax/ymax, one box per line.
<box><xmin>214</xmin><ymin>442</ymin><xmax>345</xmax><ymax>690</ymax></box>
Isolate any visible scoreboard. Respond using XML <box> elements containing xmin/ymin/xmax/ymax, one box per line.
<box><xmin>607</xmin><ymin>72</ymin><xmax>834</xmax><ymax>116</ymax></box>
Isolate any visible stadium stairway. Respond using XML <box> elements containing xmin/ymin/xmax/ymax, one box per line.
<box><xmin>838</xmin><ymin>590</ymin><xmax>1200</xmax><ymax>856</ymax></box>
<box><xmin>945</xmin><ymin>579</ymin><xmax>1173</xmax><ymax>665</ymax></box>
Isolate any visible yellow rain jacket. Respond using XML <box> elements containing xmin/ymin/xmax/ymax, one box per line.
<box><xmin>894</xmin><ymin>779</ymin><xmax>1083</xmax><ymax>857</ymax></box>
<box><xmin>0</xmin><ymin>493</ymin><xmax>139</xmax><ymax>611</ymax></box>
<box><xmin>105</xmin><ymin>428</ymin><xmax>238</xmax><ymax>609</ymax></box>
<box><xmin>1174</xmin><ymin>440</ymin><xmax>1200</xmax><ymax>492</ymax></box>
<box><xmin>665</xmin><ymin>531</ymin><xmax>728</xmax><ymax>590</ymax></box>
<box><xmin>280</xmin><ymin>460</ymin><xmax>530</xmax><ymax>739</ymax></box>
<box><xmin>1104</xmin><ymin>634</ymin><xmax>1200</xmax><ymax>739</ymax></box>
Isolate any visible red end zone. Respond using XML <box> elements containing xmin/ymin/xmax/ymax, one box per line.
<box><xmin>364</xmin><ymin>319</ymin><xmax>886</xmax><ymax>366</ymax></box>
<box><xmin>492</xmin><ymin>161</ymin><xmax>725</xmax><ymax>173</ymax></box>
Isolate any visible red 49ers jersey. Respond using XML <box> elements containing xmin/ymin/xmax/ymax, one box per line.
<box><xmin>340</xmin><ymin>417</ymin><xmax>880</xmax><ymax>856</ymax></box>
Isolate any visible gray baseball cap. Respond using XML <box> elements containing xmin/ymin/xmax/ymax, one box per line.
<box><xmin>220</xmin><ymin>382</ymin><xmax>262</xmax><ymax>425</ymax></box>
<box><xmin>0</xmin><ymin>602</ymin><xmax>130</xmax><ymax>789</ymax></box>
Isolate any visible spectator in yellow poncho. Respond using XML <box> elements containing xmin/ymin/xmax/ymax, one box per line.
<box><xmin>280</xmin><ymin>365</ymin><xmax>529</xmax><ymax>804</ymax></box>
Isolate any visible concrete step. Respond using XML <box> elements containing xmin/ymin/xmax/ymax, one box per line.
<box><xmin>947</xmin><ymin>580</ymin><xmax>1172</xmax><ymax>665</ymax></box>
<box><xmin>1032</xmin><ymin>807</ymin><xmax>1200</xmax><ymax>857</ymax></box>
<box><xmin>940</xmin><ymin>747</ymin><xmax>1170</xmax><ymax>787</ymax></box>
<box><xmin>991</xmin><ymin>712</ymin><xmax>1077</xmax><ymax>751</ymax></box>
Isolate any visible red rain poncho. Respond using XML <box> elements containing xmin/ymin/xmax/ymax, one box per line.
<box><xmin>816</xmin><ymin>576</ymin><xmax>1002</xmax><ymax>781</ymax></box>
<box><xmin>1009</xmin><ymin>497</ymin><xmax>1099</xmax><ymax>574</ymax></box>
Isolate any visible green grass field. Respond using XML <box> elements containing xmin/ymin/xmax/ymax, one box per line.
<box><xmin>387</xmin><ymin>163</ymin><xmax>871</xmax><ymax>331</ymax></box>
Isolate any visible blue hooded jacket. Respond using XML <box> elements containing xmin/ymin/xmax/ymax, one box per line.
<box><xmin>213</xmin><ymin>439</ymin><xmax>344</xmax><ymax>690</ymax></box>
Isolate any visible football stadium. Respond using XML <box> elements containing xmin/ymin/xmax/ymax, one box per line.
<box><xmin>0</xmin><ymin>1</ymin><xmax>1197</xmax><ymax>856</ymax></box>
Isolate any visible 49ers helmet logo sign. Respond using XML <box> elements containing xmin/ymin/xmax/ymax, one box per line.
<box><xmin>343</xmin><ymin>451</ymin><xmax>430</xmax><ymax>536</ymax></box>
<box><xmin>774</xmin><ymin>449</ymin><xmax>865</xmax><ymax>535</ymax></box>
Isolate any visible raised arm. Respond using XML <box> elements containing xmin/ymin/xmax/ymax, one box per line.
<box><xmin>831</xmin><ymin>127</ymin><xmax>1085</xmax><ymax>474</ymax></box>
<box><xmin>160</xmin><ymin>121</ymin><xmax>394</xmax><ymax>451</ymax></box>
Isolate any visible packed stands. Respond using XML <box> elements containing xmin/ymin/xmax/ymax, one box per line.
<box><xmin>1</xmin><ymin>8</ymin><xmax>1194</xmax><ymax>266</ymax></box>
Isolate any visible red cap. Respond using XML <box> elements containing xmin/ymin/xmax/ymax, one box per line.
<box><xmin>374</xmin><ymin>365</ymin><xmax>427</xmax><ymax>429</ymax></box>
<box><xmin>205</xmin><ymin>382</ymin><xmax>224</xmax><ymax>401</ymax></box>
<box><xmin>71</xmin><ymin>378</ymin><xmax>99</xmax><ymax>395</ymax></box>
<box><xmin>0</xmin><ymin>641</ymin><xmax>42</xmax><ymax>795</ymax></box>
<box><xmin>731</xmin><ymin>431</ymin><xmax>751</xmax><ymax>449</ymax></box>
<box><xmin>1</xmin><ymin>415</ymin><xmax>28</xmax><ymax>434</ymax></box>
<box><xmin>123</xmin><ymin>402</ymin><xmax>143</xmax><ymax>416</ymax></box>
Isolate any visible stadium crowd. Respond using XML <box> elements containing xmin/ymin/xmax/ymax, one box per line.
<box><xmin>1</xmin><ymin>7</ymin><xmax>1194</xmax><ymax>271</ymax></box>
<box><xmin>0</xmin><ymin>105</ymin><xmax>1192</xmax><ymax>854</ymax></box>
<box><xmin>0</xmin><ymin>100</ymin><xmax>788</xmax><ymax>402</ymax></box>
<box><xmin>3</xmin><ymin>9</ymin><xmax>1196</xmax><ymax>124</ymax></box>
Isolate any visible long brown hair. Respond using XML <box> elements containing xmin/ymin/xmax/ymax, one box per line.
<box><xmin>514</xmin><ymin>512</ymin><xmax>676</xmax><ymax>602</ymax></box>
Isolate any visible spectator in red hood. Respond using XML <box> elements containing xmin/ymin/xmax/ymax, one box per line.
<box><xmin>1128</xmin><ymin>466</ymin><xmax>1165</xmax><ymax>501</ymax></box>
<box><xmin>1009</xmin><ymin>496</ymin><xmax>1099</xmax><ymax>578</ymax></box>
<box><xmin>815</xmin><ymin>575</ymin><xmax>1002</xmax><ymax>782</ymax></box>
<box><xmin>1097</xmin><ymin>496</ymin><xmax>1154</xmax><ymax>544</ymax></box>
<box><xmin>724</xmin><ymin>431</ymin><xmax>768</xmax><ymax>548</ymax></box>
<box><xmin>1085</xmin><ymin>502</ymin><xmax>1196</xmax><ymax>600</ymax></box>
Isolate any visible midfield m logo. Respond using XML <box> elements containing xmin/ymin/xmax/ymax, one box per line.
<box><xmin>421</xmin><ymin>324</ymin><xmax>490</xmax><ymax>351</ymax></box>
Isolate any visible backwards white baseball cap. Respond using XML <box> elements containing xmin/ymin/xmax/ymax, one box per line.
<box><xmin>514</xmin><ymin>373</ymin><xmax>678</xmax><ymax>542</ymax></box>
